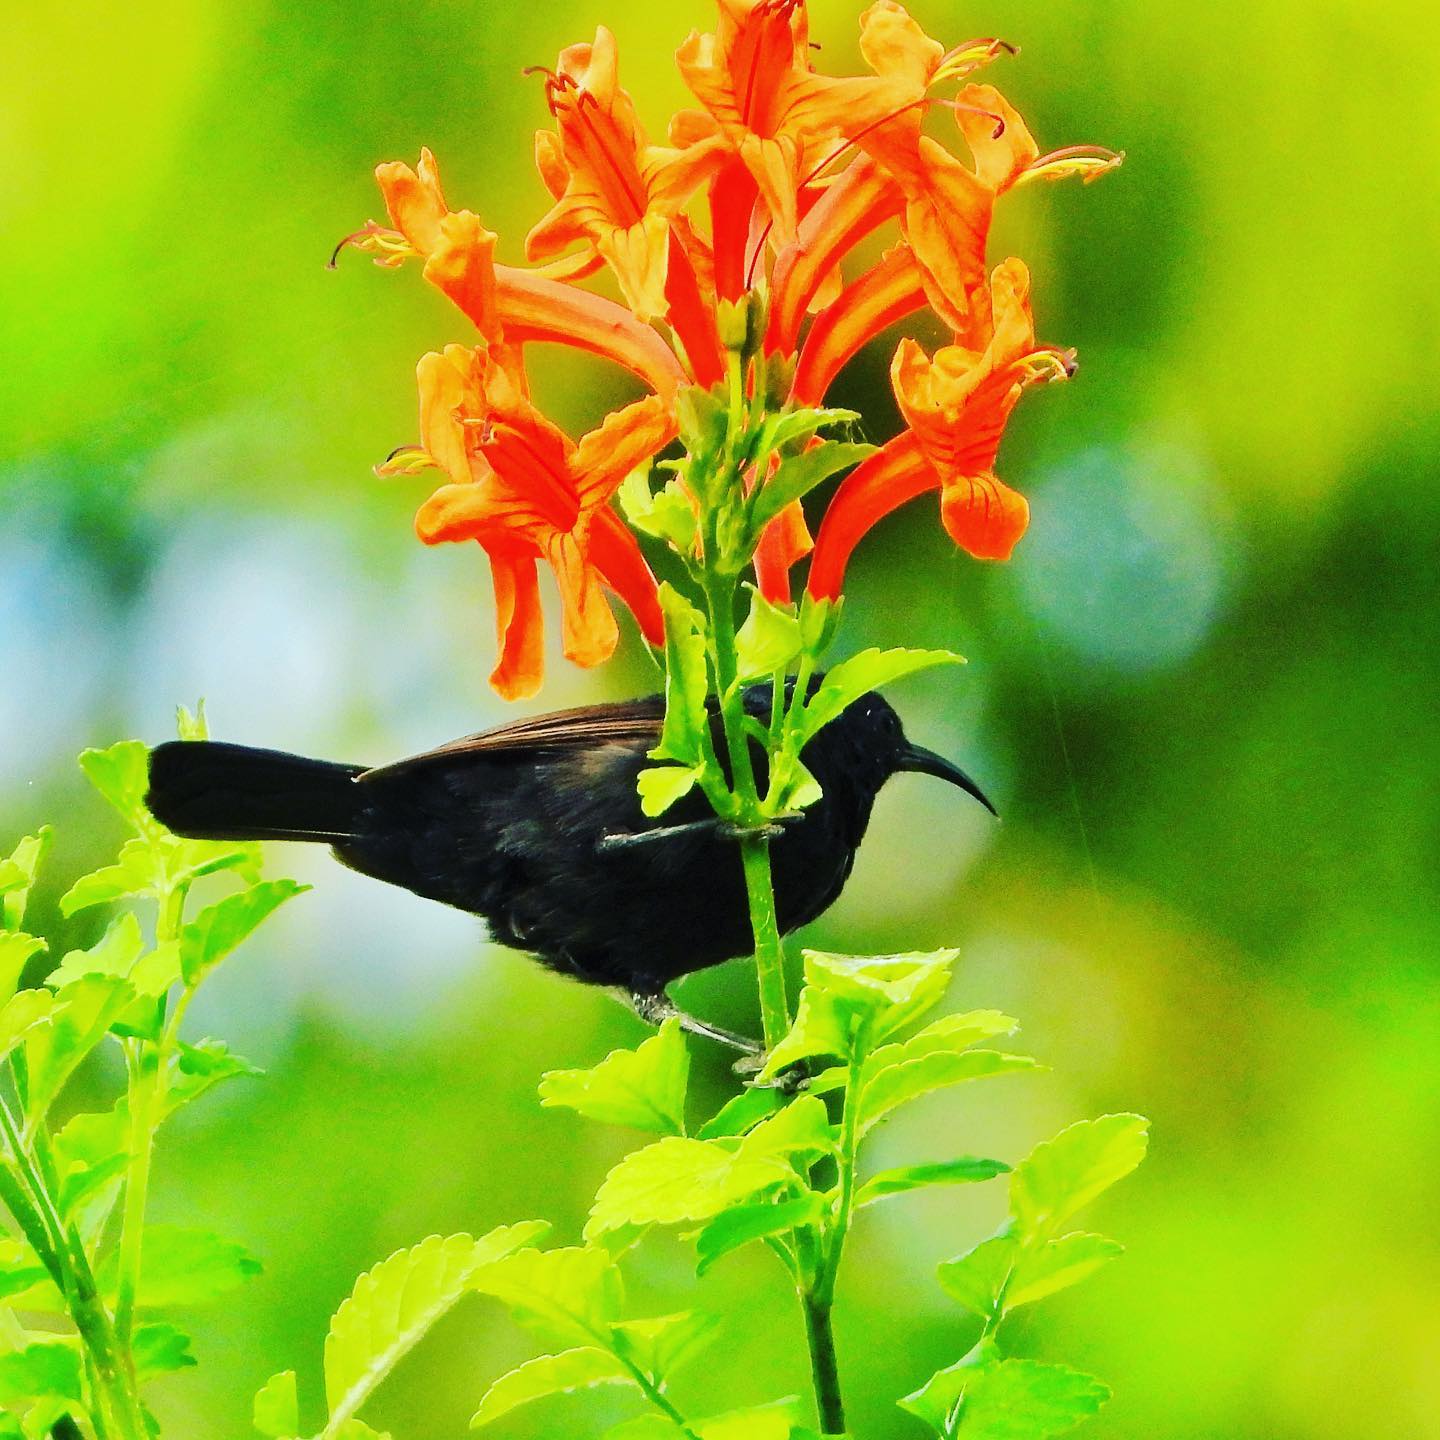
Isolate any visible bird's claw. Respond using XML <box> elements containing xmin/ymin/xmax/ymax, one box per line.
<box><xmin>733</xmin><ymin>1052</ymin><xmax>811</xmax><ymax>1095</ymax></box>
<box><xmin>717</xmin><ymin>813</ymin><xmax>803</xmax><ymax>843</ymax></box>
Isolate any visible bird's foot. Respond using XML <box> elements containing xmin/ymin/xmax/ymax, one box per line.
<box><xmin>716</xmin><ymin>813</ymin><xmax>804</xmax><ymax>843</ymax></box>
<box><xmin>597</xmin><ymin>816</ymin><xmax>724</xmax><ymax>854</ymax></box>
<box><xmin>628</xmin><ymin>991</ymin><xmax>763</xmax><ymax>1057</ymax></box>
<box><xmin>733</xmin><ymin>1051</ymin><xmax>812</xmax><ymax>1095</ymax></box>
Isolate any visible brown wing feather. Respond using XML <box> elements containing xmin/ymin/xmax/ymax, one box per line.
<box><xmin>358</xmin><ymin>696</ymin><xmax>666</xmax><ymax>781</ymax></box>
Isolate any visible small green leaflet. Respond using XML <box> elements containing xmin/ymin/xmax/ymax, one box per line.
<box><xmin>750</xmin><ymin>441</ymin><xmax>875</xmax><ymax>533</ymax></box>
<box><xmin>696</xmin><ymin>1085</ymin><xmax>781</xmax><ymax>1139</ymax></box>
<box><xmin>253</xmin><ymin>1369</ymin><xmax>299</xmax><ymax>1439</ymax></box>
<box><xmin>694</xmin><ymin>1193</ymin><xmax>824</xmax><ymax>1276</ymax></box>
<box><xmin>46</xmin><ymin>912</ymin><xmax>145</xmax><ymax>989</ymax></box>
<box><xmin>649</xmin><ymin>585</ymin><xmax>713</xmax><ymax>772</ymax></box>
<box><xmin>858</xmin><ymin>1050</ymin><xmax>1038</xmax><ymax>1135</ymax></box>
<box><xmin>611</xmin><ymin>1310</ymin><xmax>716</xmax><ymax>1377</ymax></box>
<box><xmin>637</xmin><ymin>765</ymin><xmax>703</xmax><ymax>818</ymax></box>
<box><xmin>1009</xmin><ymin>1115</ymin><xmax>1150</xmax><ymax>1241</ymax></box>
<box><xmin>586</xmin><ymin>1137</ymin><xmax>791</xmax><ymax>1238</ymax></box>
<box><xmin>0</xmin><ymin>1344</ymin><xmax>82</xmax><ymax>1406</ymax></box>
<box><xmin>806</xmin><ymin>949</ymin><xmax>958</xmax><ymax>1043</ymax></box>
<box><xmin>735</xmin><ymin>588</ymin><xmax>802</xmax><ymax>679</ymax></box>
<box><xmin>166</xmin><ymin>1037</ymin><xmax>264</xmax><ymax>1117</ymax></box>
<box><xmin>950</xmin><ymin>1359</ymin><xmax>1110</xmax><ymax>1439</ymax></box>
<box><xmin>0</xmin><ymin>990</ymin><xmax>55</xmax><ymax>1063</ymax></box>
<box><xmin>470</xmin><ymin>1347</ymin><xmax>633</xmax><ymax>1429</ymax></box>
<box><xmin>936</xmin><ymin>1234</ymin><xmax>1017</xmax><ymax>1319</ymax></box>
<box><xmin>540</xmin><ymin>1019</ymin><xmax>689</xmax><ymax>1135</ymax></box>
<box><xmin>132</xmin><ymin>1322</ymin><xmax>198</xmax><ymax>1381</ymax></box>
<box><xmin>98</xmin><ymin>1225</ymin><xmax>260</xmax><ymax>1306</ymax></box>
<box><xmin>1005</xmin><ymin>1233</ymin><xmax>1123</xmax><ymax>1311</ymax></box>
<box><xmin>756</xmin><ymin>986</ymin><xmax>851</xmax><ymax>1080</ymax></box>
<box><xmin>796</xmin><ymin>649</ymin><xmax>964</xmax><ymax>746</ymax></box>
<box><xmin>25</xmin><ymin>974</ymin><xmax>137</xmax><ymax>1120</ymax></box>
<box><xmin>738</xmin><ymin>1096</ymin><xmax>835</xmax><ymax>1164</ymax></box>
<box><xmin>855</xmin><ymin>1158</ymin><xmax>1010</xmax><ymax>1208</ymax></box>
<box><xmin>468</xmin><ymin>1242</ymin><xmax>617</xmax><ymax>1353</ymax></box>
<box><xmin>179</xmin><ymin>879</ymin><xmax>308</xmax><ymax>987</ymax></box>
<box><xmin>322</xmin><ymin>1226</ymin><xmax>546</xmax><ymax>1437</ymax></box>
<box><xmin>79</xmin><ymin>741</ymin><xmax>152</xmax><ymax>828</ymax></box>
<box><xmin>59</xmin><ymin>839</ymin><xmax>161</xmax><ymax>916</ymax></box>
<box><xmin>2</xmin><ymin>826</ymin><xmax>53</xmax><ymax>930</ymax></box>
<box><xmin>618</xmin><ymin>471</ymin><xmax>698</xmax><ymax>550</ymax></box>
<box><xmin>0</xmin><ymin>933</ymin><xmax>46</xmax><ymax>1003</ymax></box>
<box><xmin>865</xmin><ymin>1010</ymin><xmax>1018</xmax><ymax>1072</ymax></box>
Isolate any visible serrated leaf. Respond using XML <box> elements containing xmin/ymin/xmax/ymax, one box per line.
<box><xmin>2</xmin><ymin>828</ymin><xmax>53</xmax><ymax>931</ymax></box>
<box><xmin>176</xmin><ymin>700</ymin><xmax>208</xmax><ymax>741</ymax></box>
<box><xmin>805</xmin><ymin>949</ymin><xmax>958</xmax><ymax>1041</ymax></box>
<box><xmin>619</xmin><ymin>472</ymin><xmax>698</xmax><ymax>550</ymax></box>
<box><xmin>751</xmin><ymin>441</ymin><xmax>875</xmax><ymax>535</ymax></box>
<box><xmin>735</xmin><ymin>589</ymin><xmax>802</xmax><ymax>680</ymax></box>
<box><xmin>756</xmin><ymin>986</ymin><xmax>851</xmax><ymax>1081</ymax></box>
<box><xmin>936</xmin><ymin>1234</ymin><xmax>1018</xmax><ymax>1319</ymax></box>
<box><xmin>697</xmin><ymin>1397</ymin><xmax>804</xmax><ymax>1440</ymax></box>
<box><xmin>47</xmin><ymin>913</ymin><xmax>144</xmax><ymax>990</ymax></box>
<box><xmin>0</xmin><ymin>990</ymin><xmax>55</xmax><ymax>1062</ymax></box>
<box><xmin>858</xmin><ymin>1051</ymin><xmax>1038</xmax><ymax>1135</ymax></box>
<box><xmin>58</xmin><ymin>840</ymin><xmax>160</xmax><ymax>916</ymax></box>
<box><xmin>612</xmin><ymin>1310</ymin><xmax>717</xmax><ymax>1377</ymax></box>
<box><xmin>80</xmin><ymin>741</ymin><xmax>151</xmax><ymax>827</ymax></box>
<box><xmin>637</xmin><ymin>765</ymin><xmax>703</xmax><ymax>819</ymax></box>
<box><xmin>695</xmin><ymin>1193</ymin><xmax>823</xmax><ymax>1275</ymax></box>
<box><xmin>952</xmin><ymin>1359</ymin><xmax>1110</xmax><ymax>1439</ymax></box>
<box><xmin>0</xmin><ymin>935</ymin><xmax>46</xmax><ymax>1005</ymax></box>
<box><xmin>0</xmin><ymin>1240</ymin><xmax>51</xmax><ymax>1305</ymax></box>
<box><xmin>1005</xmin><ymin>1233</ymin><xmax>1123</xmax><ymax>1311</ymax></box>
<box><xmin>165</xmin><ymin>1037</ymin><xmax>263</xmax><ymax>1117</ymax></box>
<box><xmin>1009</xmin><ymin>1116</ymin><xmax>1149</xmax><ymax>1241</ymax></box>
<box><xmin>866</xmin><ymin>1011</ymin><xmax>1018</xmax><ymax>1073</ymax></box>
<box><xmin>899</xmin><ymin>1351</ymin><xmax>988</xmax><ymax>1433</ymax></box>
<box><xmin>650</xmin><ymin>585</ymin><xmax>713</xmax><ymax>771</ymax></box>
<box><xmin>470</xmin><ymin>1348</ymin><xmax>633</xmax><ymax>1429</ymax></box>
<box><xmin>98</xmin><ymin>1225</ymin><xmax>260</xmax><ymax>1306</ymax></box>
<box><xmin>179</xmin><ymin>880</ymin><xmax>307</xmax><ymax>987</ymax></box>
<box><xmin>856</xmin><ymin>1158</ymin><xmax>1010</xmax><ymax>1208</ymax></box>
<box><xmin>540</xmin><ymin>1019</ymin><xmax>689</xmax><ymax>1135</ymax></box>
<box><xmin>797</xmin><ymin>649</ymin><xmax>964</xmax><ymax>746</ymax></box>
<box><xmin>169</xmin><ymin>837</ymin><xmax>265</xmax><ymax>886</ymax></box>
<box><xmin>469</xmin><ymin>1243</ymin><xmax>616</xmax><ymax>1351</ymax></box>
<box><xmin>322</xmin><ymin>1226</ymin><xmax>545</xmax><ymax>1436</ymax></box>
<box><xmin>24</xmin><ymin>974</ymin><xmax>136</xmax><ymax>1119</ymax></box>
<box><xmin>586</xmin><ymin>1138</ymin><xmax>791</xmax><ymax>1238</ymax></box>
<box><xmin>738</xmin><ymin>1096</ymin><xmax>834</xmax><ymax>1164</ymax></box>
<box><xmin>696</xmin><ymin>1086</ymin><xmax>781</xmax><ymax>1140</ymax></box>
<box><xmin>253</xmin><ymin>1369</ymin><xmax>298</xmax><ymax>1438</ymax></box>
<box><xmin>0</xmin><ymin>1345</ymin><xmax>81</xmax><ymax>1405</ymax></box>
<box><xmin>132</xmin><ymin>1322</ymin><xmax>197</xmax><ymax>1381</ymax></box>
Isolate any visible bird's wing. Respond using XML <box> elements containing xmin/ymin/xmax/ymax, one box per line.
<box><xmin>357</xmin><ymin>696</ymin><xmax>666</xmax><ymax>781</ymax></box>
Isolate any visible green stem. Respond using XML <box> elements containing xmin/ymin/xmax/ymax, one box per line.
<box><xmin>738</xmin><ymin>834</ymin><xmax>790</xmax><ymax>1052</ymax></box>
<box><xmin>801</xmin><ymin>1294</ymin><xmax>846</xmax><ymax>1436</ymax></box>
<box><xmin>611</xmin><ymin>1342</ymin><xmax>703</xmax><ymax>1440</ymax></box>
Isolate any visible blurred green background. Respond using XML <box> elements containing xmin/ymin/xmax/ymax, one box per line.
<box><xmin>4</xmin><ymin>0</ymin><xmax>1439</xmax><ymax>1435</ymax></box>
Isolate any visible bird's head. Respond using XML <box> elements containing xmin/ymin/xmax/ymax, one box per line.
<box><xmin>804</xmin><ymin>690</ymin><xmax>999</xmax><ymax>818</ymax></box>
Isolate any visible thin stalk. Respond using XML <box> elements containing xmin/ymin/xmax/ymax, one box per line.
<box><xmin>801</xmin><ymin>1294</ymin><xmax>846</xmax><ymax>1436</ymax></box>
<box><xmin>610</xmin><ymin>1340</ymin><xmax>703</xmax><ymax>1440</ymax></box>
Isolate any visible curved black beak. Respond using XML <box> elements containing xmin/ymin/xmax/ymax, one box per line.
<box><xmin>897</xmin><ymin>743</ymin><xmax>999</xmax><ymax>818</ymax></box>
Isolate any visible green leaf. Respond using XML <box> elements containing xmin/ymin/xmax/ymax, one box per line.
<box><xmin>470</xmin><ymin>1348</ymin><xmax>634</xmax><ymax>1429</ymax></box>
<box><xmin>649</xmin><ymin>584</ymin><xmax>713</xmax><ymax>771</ymax></box>
<box><xmin>586</xmin><ymin>1138</ymin><xmax>791</xmax><ymax>1238</ymax></box>
<box><xmin>858</xmin><ymin>1051</ymin><xmax>1038</xmax><ymax>1136</ymax></box>
<box><xmin>696</xmin><ymin>1086</ymin><xmax>781</xmax><ymax>1139</ymax></box>
<box><xmin>24</xmin><ymin>974</ymin><xmax>136</xmax><ymax>1119</ymax></box>
<box><xmin>176</xmin><ymin>700</ymin><xmax>209</xmax><ymax>741</ymax></box>
<box><xmin>735</xmin><ymin>588</ymin><xmax>802</xmax><ymax>679</ymax></box>
<box><xmin>952</xmin><ymin>1359</ymin><xmax>1110</xmax><ymax>1439</ymax></box>
<box><xmin>619</xmin><ymin>471</ymin><xmax>699</xmax><ymax>551</ymax></box>
<box><xmin>738</xmin><ymin>1096</ymin><xmax>834</xmax><ymax>1164</ymax></box>
<box><xmin>470</xmin><ymin>1243</ymin><xmax>616</xmax><ymax>1351</ymax></box>
<box><xmin>936</xmin><ymin>1234</ymin><xmax>1018</xmax><ymax>1319</ymax></box>
<box><xmin>796</xmin><ymin>649</ymin><xmax>964</xmax><ymax>746</ymax></box>
<box><xmin>179</xmin><ymin>879</ymin><xmax>308</xmax><ymax>987</ymax></box>
<box><xmin>0</xmin><ymin>1240</ymin><xmax>51</xmax><ymax>1304</ymax></box>
<box><xmin>322</xmin><ymin>1226</ymin><xmax>545</xmax><ymax>1437</ymax></box>
<box><xmin>253</xmin><ymin>1369</ymin><xmax>299</xmax><ymax>1438</ymax></box>
<box><xmin>98</xmin><ymin>1225</ymin><xmax>260</xmax><ymax>1306</ymax></box>
<box><xmin>0</xmin><ymin>934</ymin><xmax>46</xmax><ymax>1003</ymax></box>
<box><xmin>539</xmin><ymin>1019</ymin><xmax>689</xmax><ymax>1135</ymax></box>
<box><xmin>169</xmin><ymin>837</ymin><xmax>265</xmax><ymax>886</ymax></box>
<box><xmin>1009</xmin><ymin>1115</ymin><xmax>1150</xmax><ymax>1241</ymax></box>
<box><xmin>0</xmin><ymin>990</ymin><xmax>55</xmax><ymax>1063</ymax></box>
<box><xmin>165</xmin><ymin>1037</ymin><xmax>263</xmax><ymax>1117</ymax></box>
<box><xmin>866</xmin><ymin>1010</ymin><xmax>1018</xmax><ymax>1072</ymax></box>
<box><xmin>0</xmin><ymin>1345</ymin><xmax>81</xmax><ymax>1406</ymax></box>
<box><xmin>58</xmin><ymin>840</ymin><xmax>160</xmax><ymax>916</ymax></box>
<box><xmin>1005</xmin><ymin>1233</ymin><xmax>1124</xmax><ymax>1312</ymax></box>
<box><xmin>1</xmin><ymin>828</ymin><xmax>53</xmax><ymax>931</ymax></box>
<box><xmin>79</xmin><ymin>741</ymin><xmax>151</xmax><ymax>827</ymax></box>
<box><xmin>899</xmin><ymin>1351</ymin><xmax>988</xmax><ymax>1433</ymax></box>
<box><xmin>751</xmin><ymin>441</ymin><xmax>875</xmax><ymax>533</ymax></box>
<box><xmin>856</xmin><ymin>1158</ymin><xmax>1010</xmax><ymax>1208</ymax></box>
<box><xmin>756</xmin><ymin>986</ymin><xmax>852</xmax><ymax>1081</ymax></box>
<box><xmin>697</xmin><ymin>1398</ymin><xmax>804</xmax><ymax>1440</ymax></box>
<box><xmin>637</xmin><ymin>765</ymin><xmax>703</xmax><ymax>819</ymax></box>
<box><xmin>46</xmin><ymin>913</ymin><xmax>144</xmax><ymax>989</ymax></box>
<box><xmin>611</xmin><ymin>1310</ymin><xmax>717</xmax><ymax>1376</ymax></box>
<box><xmin>695</xmin><ymin>1193</ymin><xmax>823</xmax><ymax>1276</ymax></box>
<box><xmin>132</xmin><ymin>1322</ymin><xmax>197</xmax><ymax>1381</ymax></box>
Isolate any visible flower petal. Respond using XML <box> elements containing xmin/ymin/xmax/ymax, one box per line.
<box><xmin>488</xmin><ymin>547</ymin><xmax>546</xmax><ymax>700</ymax></box>
<box><xmin>938</xmin><ymin>470</ymin><xmax>1029</xmax><ymax>561</ymax></box>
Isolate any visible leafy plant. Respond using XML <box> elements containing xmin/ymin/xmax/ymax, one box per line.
<box><xmin>0</xmin><ymin>709</ymin><xmax>305</xmax><ymax>1438</ymax></box>
<box><xmin>260</xmin><ymin>953</ymin><xmax>1146</xmax><ymax>1439</ymax></box>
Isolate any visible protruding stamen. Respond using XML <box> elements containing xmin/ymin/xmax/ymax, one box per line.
<box><xmin>328</xmin><ymin>222</ymin><xmax>416</xmax><ymax>270</ymax></box>
<box><xmin>944</xmin><ymin>96</ymin><xmax>1007</xmax><ymax>141</ymax></box>
<box><xmin>1018</xmin><ymin>347</ymin><xmax>1078</xmax><ymax>383</ymax></box>
<box><xmin>375</xmin><ymin>445</ymin><xmax>436</xmax><ymax>477</ymax></box>
<box><xmin>933</xmin><ymin>36</ymin><xmax>1016</xmax><ymax>85</ymax></box>
<box><xmin>1022</xmin><ymin>146</ymin><xmax>1125</xmax><ymax>185</ymax></box>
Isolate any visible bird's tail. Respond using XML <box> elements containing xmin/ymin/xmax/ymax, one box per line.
<box><xmin>146</xmin><ymin>741</ymin><xmax>366</xmax><ymax>843</ymax></box>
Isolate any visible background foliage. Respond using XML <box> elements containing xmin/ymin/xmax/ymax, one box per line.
<box><xmin>3</xmin><ymin>0</ymin><xmax>1438</xmax><ymax>1435</ymax></box>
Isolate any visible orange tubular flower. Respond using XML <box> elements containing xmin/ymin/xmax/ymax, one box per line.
<box><xmin>366</xmin><ymin>149</ymin><xmax>686</xmax><ymax>398</ymax></box>
<box><xmin>674</xmin><ymin>0</ymin><xmax>910</xmax><ymax>248</ymax></box>
<box><xmin>402</xmin><ymin>346</ymin><xmax>674</xmax><ymax>699</ymax></box>
<box><xmin>807</xmin><ymin>259</ymin><xmax>1072</xmax><ymax>599</ymax></box>
<box><xmin>527</xmin><ymin>27</ymin><xmax>726</xmax><ymax>322</ymax></box>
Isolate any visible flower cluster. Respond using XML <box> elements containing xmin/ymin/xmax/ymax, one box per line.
<box><xmin>341</xmin><ymin>0</ymin><xmax>1118</xmax><ymax>698</ymax></box>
